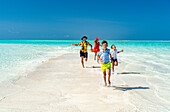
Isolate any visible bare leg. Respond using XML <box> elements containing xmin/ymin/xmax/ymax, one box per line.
<box><xmin>85</xmin><ymin>58</ymin><xmax>87</xmax><ymax>62</ymax></box>
<box><xmin>103</xmin><ymin>71</ymin><xmax>107</xmax><ymax>87</ymax></box>
<box><xmin>107</xmin><ymin>68</ymin><xmax>111</xmax><ymax>86</ymax></box>
<box><xmin>111</xmin><ymin>62</ymin><xmax>115</xmax><ymax>72</ymax></box>
<box><xmin>94</xmin><ymin>52</ymin><xmax>97</xmax><ymax>60</ymax></box>
<box><xmin>81</xmin><ymin>56</ymin><xmax>84</xmax><ymax>68</ymax></box>
<box><xmin>115</xmin><ymin>62</ymin><xmax>118</xmax><ymax>66</ymax></box>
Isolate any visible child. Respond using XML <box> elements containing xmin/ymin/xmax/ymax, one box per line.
<box><xmin>92</xmin><ymin>38</ymin><xmax>101</xmax><ymax>61</ymax></box>
<box><xmin>97</xmin><ymin>40</ymin><xmax>111</xmax><ymax>87</ymax></box>
<box><xmin>72</xmin><ymin>36</ymin><xmax>92</xmax><ymax>68</ymax></box>
<box><xmin>110</xmin><ymin>45</ymin><xmax>123</xmax><ymax>73</ymax></box>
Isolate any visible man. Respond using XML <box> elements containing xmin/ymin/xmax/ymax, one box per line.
<box><xmin>72</xmin><ymin>36</ymin><xmax>92</xmax><ymax>68</ymax></box>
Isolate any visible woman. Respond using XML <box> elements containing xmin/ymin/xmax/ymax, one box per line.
<box><xmin>92</xmin><ymin>38</ymin><xmax>101</xmax><ymax>61</ymax></box>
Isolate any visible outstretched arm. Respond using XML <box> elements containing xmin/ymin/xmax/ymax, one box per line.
<box><xmin>72</xmin><ymin>44</ymin><xmax>79</xmax><ymax>46</ymax></box>
<box><xmin>117</xmin><ymin>50</ymin><xmax>124</xmax><ymax>54</ymax></box>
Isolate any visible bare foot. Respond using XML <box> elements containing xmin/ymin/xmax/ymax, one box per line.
<box><xmin>105</xmin><ymin>83</ymin><xmax>107</xmax><ymax>87</ymax></box>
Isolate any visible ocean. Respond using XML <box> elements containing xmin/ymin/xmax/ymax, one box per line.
<box><xmin>0</xmin><ymin>40</ymin><xmax>170</xmax><ymax>85</ymax></box>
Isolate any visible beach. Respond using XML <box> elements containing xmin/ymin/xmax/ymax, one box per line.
<box><xmin>0</xmin><ymin>0</ymin><xmax>170</xmax><ymax>111</ymax></box>
<box><xmin>0</xmin><ymin>51</ymin><xmax>170</xmax><ymax>112</ymax></box>
<box><xmin>0</xmin><ymin>40</ymin><xmax>170</xmax><ymax>112</ymax></box>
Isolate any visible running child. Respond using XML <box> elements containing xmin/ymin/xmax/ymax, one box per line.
<box><xmin>110</xmin><ymin>45</ymin><xmax>123</xmax><ymax>73</ymax></box>
<box><xmin>72</xmin><ymin>36</ymin><xmax>92</xmax><ymax>68</ymax></box>
<box><xmin>97</xmin><ymin>40</ymin><xmax>111</xmax><ymax>87</ymax></box>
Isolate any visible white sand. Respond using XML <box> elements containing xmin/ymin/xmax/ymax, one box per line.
<box><xmin>0</xmin><ymin>53</ymin><xmax>169</xmax><ymax>112</ymax></box>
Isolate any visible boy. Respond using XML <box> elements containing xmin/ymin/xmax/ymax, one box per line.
<box><xmin>97</xmin><ymin>40</ymin><xmax>111</xmax><ymax>87</ymax></box>
<box><xmin>72</xmin><ymin>36</ymin><xmax>92</xmax><ymax>68</ymax></box>
<box><xmin>110</xmin><ymin>45</ymin><xmax>123</xmax><ymax>73</ymax></box>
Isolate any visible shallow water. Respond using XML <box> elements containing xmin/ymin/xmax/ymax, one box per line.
<box><xmin>0</xmin><ymin>40</ymin><xmax>169</xmax><ymax>85</ymax></box>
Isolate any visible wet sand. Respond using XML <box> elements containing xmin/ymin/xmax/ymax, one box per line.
<box><xmin>0</xmin><ymin>53</ymin><xmax>169</xmax><ymax>112</ymax></box>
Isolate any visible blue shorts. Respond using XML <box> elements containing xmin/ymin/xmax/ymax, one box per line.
<box><xmin>80</xmin><ymin>51</ymin><xmax>88</xmax><ymax>58</ymax></box>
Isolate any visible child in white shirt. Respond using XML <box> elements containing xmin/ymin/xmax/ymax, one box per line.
<box><xmin>110</xmin><ymin>45</ymin><xmax>123</xmax><ymax>73</ymax></box>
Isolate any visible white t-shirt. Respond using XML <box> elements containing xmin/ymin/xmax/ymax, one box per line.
<box><xmin>110</xmin><ymin>49</ymin><xmax>117</xmax><ymax>59</ymax></box>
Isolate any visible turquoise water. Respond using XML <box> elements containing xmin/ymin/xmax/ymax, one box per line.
<box><xmin>0</xmin><ymin>40</ymin><xmax>170</xmax><ymax>85</ymax></box>
<box><xmin>0</xmin><ymin>40</ymin><xmax>170</xmax><ymax>46</ymax></box>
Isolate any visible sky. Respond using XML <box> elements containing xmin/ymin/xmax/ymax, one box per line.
<box><xmin>0</xmin><ymin>0</ymin><xmax>170</xmax><ymax>40</ymax></box>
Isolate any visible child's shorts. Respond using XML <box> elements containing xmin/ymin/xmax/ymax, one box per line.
<box><xmin>101</xmin><ymin>62</ymin><xmax>111</xmax><ymax>72</ymax></box>
<box><xmin>111</xmin><ymin>58</ymin><xmax>118</xmax><ymax>63</ymax></box>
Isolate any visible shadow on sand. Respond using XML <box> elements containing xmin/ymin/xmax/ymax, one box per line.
<box><xmin>112</xmin><ymin>86</ymin><xmax>150</xmax><ymax>91</ymax></box>
<box><xmin>86</xmin><ymin>66</ymin><xmax>101</xmax><ymax>68</ymax></box>
<box><xmin>117</xmin><ymin>72</ymin><xmax>141</xmax><ymax>75</ymax></box>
